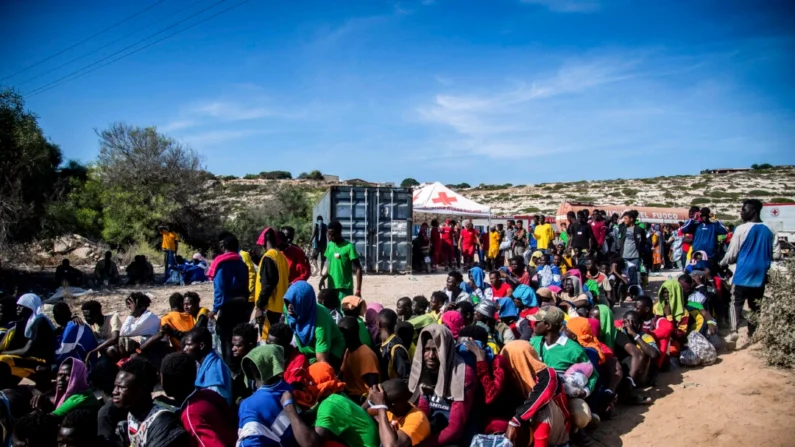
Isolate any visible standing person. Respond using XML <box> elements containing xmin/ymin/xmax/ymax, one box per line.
<box><xmin>182</xmin><ymin>327</ymin><xmax>233</xmax><ymax>406</ymax></box>
<box><xmin>320</xmin><ymin>220</ymin><xmax>364</xmax><ymax>299</ymax></box>
<box><xmin>93</xmin><ymin>251</ymin><xmax>120</xmax><ymax>286</ymax></box>
<box><xmin>567</xmin><ymin>211</ymin><xmax>596</xmax><ymax>258</ymax></box>
<box><xmin>451</xmin><ymin>221</ymin><xmax>462</xmax><ymax>269</ymax></box>
<box><xmin>651</xmin><ymin>224</ymin><xmax>664</xmax><ymax>271</ymax></box>
<box><xmin>617</xmin><ymin>211</ymin><xmax>646</xmax><ymax>276</ymax></box>
<box><xmin>431</xmin><ymin>220</ymin><xmax>442</xmax><ymax>271</ymax></box>
<box><xmin>160</xmin><ymin>352</ymin><xmax>237</xmax><ymax>447</ymax></box>
<box><xmin>159</xmin><ymin>225</ymin><xmax>180</xmax><ymax>283</ymax></box>
<box><xmin>488</xmin><ymin>226</ymin><xmax>501</xmax><ymax>270</ymax></box>
<box><xmin>501</xmin><ymin>221</ymin><xmax>516</xmax><ymax>268</ymax></box>
<box><xmin>440</xmin><ymin>220</ymin><xmax>455</xmax><ymax>270</ymax></box>
<box><xmin>669</xmin><ymin>226</ymin><xmax>684</xmax><ymax>270</ymax></box>
<box><xmin>514</xmin><ymin>220</ymin><xmax>527</xmax><ymax>259</ymax></box>
<box><xmin>280</xmin><ymin>226</ymin><xmax>312</xmax><ymax>283</ymax></box>
<box><xmin>590</xmin><ymin>211</ymin><xmax>608</xmax><ymax>257</ymax></box>
<box><xmin>255</xmin><ymin>228</ymin><xmax>290</xmax><ymax>337</ymax></box>
<box><xmin>721</xmin><ymin>199</ymin><xmax>775</xmax><ymax>344</ymax></box>
<box><xmin>681</xmin><ymin>207</ymin><xmax>728</xmax><ymax>263</ymax></box>
<box><xmin>112</xmin><ymin>358</ymin><xmax>189</xmax><ymax>447</ymax></box>
<box><xmin>533</xmin><ymin>215</ymin><xmax>556</xmax><ymax>254</ymax></box>
<box><xmin>208</xmin><ymin>232</ymin><xmax>250</xmax><ymax>365</ymax></box>
<box><xmin>310</xmin><ymin>216</ymin><xmax>329</xmax><ymax>274</ymax></box>
<box><xmin>459</xmin><ymin>220</ymin><xmax>480</xmax><ymax>270</ymax></box>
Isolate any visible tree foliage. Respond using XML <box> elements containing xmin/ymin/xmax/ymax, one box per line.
<box><xmin>756</xmin><ymin>259</ymin><xmax>795</xmax><ymax>368</ymax></box>
<box><xmin>751</xmin><ymin>163</ymin><xmax>773</xmax><ymax>170</ymax></box>
<box><xmin>401</xmin><ymin>178</ymin><xmax>420</xmax><ymax>188</ymax></box>
<box><xmin>298</xmin><ymin>170</ymin><xmax>324</xmax><ymax>181</ymax></box>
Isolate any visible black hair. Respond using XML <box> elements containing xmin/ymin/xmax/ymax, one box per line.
<box><xmin>629</xmin><ymin>210</ymin><xmax>639</xmax><ymax>220</ymax></box>
<box><xmin>168</xmin><ymin>292</ymin><xmax>184</xmax><ymax>310</ymax></box>
<box><xmin>52</xmin><ymin>301</ymin><xmax>72</xmax><ymax>320</ymax></box>
<box><xmin>329</xmin><ymin>220</ymin><xmax>343</xmax><ymax>233</ymax></box>
<box><xmin>458</xmin><ymin>324</ymin><xmax>488</xmax><ymax>344</ymax></box>
<box><xmin>689</xmin><ymin>206</ymin><xmax>701</xmax><ymax>213</ymax></box>
<box><xmin>81</xmin><ymin>300</ymin><xmax>102</xmax><ymax>313</ymax></box>
<box><xmin>105</xmin><ymin>250</ymin><xmax>112</xmax><ymax>258</ymax></box>
<box><xmin>317</xmin><ymin>288</ymin><xmax>340</xmax><ymax>309</ymax></box>
<box><xmin>233</xmin><ymin>323</ymin><xmax>258</xmax><ymax>346</ymax></box>
<box><xmin>161</xmin><ymin>352</ymin><xmax>197</xmax><ymax>383</ymax></box>
<box><xmin>268</xmin><ymin>322</ymin><xmax>293</xmax><ymax>344</ymax></box>
<box><xmin>280</xmin><ymin>226</ymin><xmax>296</xmax><ymax>242</ymax></box>
<box><xmin>120</xmin><ymin>357</ymin><xmax>159</xmax><ymax>393</ymax></box>
<box><xmin>623</xmin><ymin>310</ymin><xmax>640</xmax><ymax>321</ymax></box>
<box><xmin>622</xmin><ymin>211</ymin><xmax>632</xmax><ymax>217</ymax></box>
<box><xmin>397</xmin><ymin>296</ymin><xmax>411</xmax><ymax>306</ymax></box>
<box><xmin>62</xmin><ymin>259</ymin><xmax>70</xmax><ymax>266</ymax></box>
<box><xmin>567</xmin><ymin>211</ymin><xmax>576</xmax><ymax>219</ymax></box>
<box><xmin>184</xmin><ymin>326</ymin><xmax>212</xmax><ymax>349</ymax></box>
<box><xmin>378</xmin><ymin>308</ymin><xmax>398</xmax><ymax>331</ymax></box>
<box><xmin>456</xmin><ymin>301</ymin><xmax>474</xmax><ymax>316</ymax></box>
<box><xmin>184</xmin><ymin>291</ymin><xmax>200</xmax><ymax>304</ymax></box>
<box><xmin>488</xmin><ymin>270</ymin><xmax>501</xmax><ymax>277</ymax></box>
<box><xmin>88</xmin><ymin>358</ymin><xmax>120</xmax><ymax>395</ymax></box>
<box><xmin>218</xmin><ymin>231</ymin><xmax>241</xmax><ymax>252</ymax></box>
<box><xmin>412</xmin><ymin>295</ymin><xmax>429</xmax><ymax>310</ymax></box>
<box><xmin>448</xmin><ymin>270</ymin><xmax>463</xmax><ymax>283</ymax></box>
<box><xmin>338</xmin><ymin>316</ymin><xmax>361</xmax><ymax>344</ymax></box>
<box><xmin>127</xmin><ymin>292</ymin><xmax>151</xmax><ymax>309</ymax></box>
<box><xmin>395</xmin><ymin>321</ymin><xmax>414</xmax><ymax>347</ymax></box>
<box><xmin>382</xmin><ymin>378</ymin><xmax>412</xmax><ymax>402</ymax></box>
<box><xmin>14</xmin><ymin>410</ymin><xmax>56</xmax><ymax>445</ymax></box>
<box><xmin>743</xmin><ymin>199</ymin><xmax>763</xmax><ymax>215</ymax></box>
<box><xmin>430</xmin><ymin>291</ymin><xmax>448</xmax><ymax>303</ymax></box>
<box><xmin>510</xmin><ymin>256</ymin><xmax>525</xmax><ymax>266</ymax></box>
<box><xmin>678</xmin><ymin>273</ymin><xmax>694</xmax><ymax>285</ymax></box>
<box><xmin>61</xmin><ymin>407</ymin><xmax>98</xmax><ymax>437</ymax></box>
<box><xmin>700</xmin><ymin>207</ymin><xmax>711</xmax><ymax>216</ymax></box>
<box><xmin>577</xmin><ymin>265</ymin><xmax>587</xmax><ymax>277</ymax></box>
<box><xmin>635</xmin><ymin>295</ymin><xmax>653</xmax><ymax>309</ymax></box>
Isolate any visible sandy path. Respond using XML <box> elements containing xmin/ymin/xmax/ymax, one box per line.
<box><xmin>65</xmin><ymin>271</ymin><xmax>795</xmax><ymax>447</ymax></box>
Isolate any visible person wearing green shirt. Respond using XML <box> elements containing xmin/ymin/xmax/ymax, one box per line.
<box><xmin>31</xmin><ymin>358</ymin><xmax>97</xmax><ymax>418</ymax></box>
<box><xmin>284</xmin><ymin>281</ymin><xmax>345</xmax><ymax>367</ymax></box>
<box><xmin>320</xmin><ymin>220</ymin><xmax>363</xmax><ymax>301</ymax></box>
<box><xmin>528</xmin><ymin>306</ymin><xmax>599</xmax><ymax>396</ymax></box>
<box><xmin>281</xmin><ymin>361</ymin><xmax>379</xmax><ymax>447</ymax></box>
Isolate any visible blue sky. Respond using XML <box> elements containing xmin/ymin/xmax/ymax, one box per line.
<box><xmin>2</xmin><ymin>0</ymin><xmax>794</xmax><ymax>184</ymax></box>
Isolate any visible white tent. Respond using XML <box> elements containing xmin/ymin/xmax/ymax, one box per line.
<box><xmin>413</xmin><ymin>182</ymin><xmax>491</xmax><ymax>217</ymax></box>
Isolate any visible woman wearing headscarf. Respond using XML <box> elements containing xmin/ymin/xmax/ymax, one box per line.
<box><xmin>656</xmin><ymin>279</ymin><xmax>690</xmax><ymax>339</ymax></box>
<box><xmin>589</xmin><ymin>304</ymin><xmax>618</xmax><ymax>350</ymax></box>
<box><xmin>409</xmin><ymin>324</ymin><xmax>477</xmax><ymax>447</ymax></box>
<box><xmin>284</xmin><ymin>281</ymin><xmax>345</xmax><ymax>367</ymax></box>
<box><xmin>51</xmin><ymin>358</ymin><xmax>96</xmax><ymax>417</ymax></box>
<box><xmin>0</xmin><ymin>294</ymin><xmax>55</xmax><ymax>381</ymax></box>
<box><xmin>365</xmin><ymin>302</ymin><xmax>384</xmax><ymax>346</ymax></box>
<box><xmin>500</xmin><ymin>341</ymin><xmax>570</xmax><ymax>447</ymax></box>
<box><xmin>560</xmin><ymin>276</ymin><xmax>590</xmax><ymax>318</ymax></box>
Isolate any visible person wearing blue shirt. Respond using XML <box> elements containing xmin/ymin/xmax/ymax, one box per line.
<box><xmin>210</xmin><ymin>232</ymin><xmax>251</xmax><ymax>366</ymax></box>
<box><xmin>680</xmin><ymin>207</ymin><xmax>727</xmax><ymax>260</ymax></box>
<box><xmin>720</xmin><ymin>199</ymin><xmax>776</xmax><ymax>340</ymax></box>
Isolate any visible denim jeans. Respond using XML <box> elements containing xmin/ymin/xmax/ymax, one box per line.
<box><xmin>163</xmin><ymin>249</ymin><xmax>175</xmax><ymax>282</ymax></box>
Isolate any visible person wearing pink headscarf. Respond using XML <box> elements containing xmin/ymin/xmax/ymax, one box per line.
<box><xmin>441</xmin><ymin>311</ymin><xmax>466</xmax><ymax>339</ymax></box>
<box><xmin>365</xmin><ymin>303</ymin><xmax>384</xmax><ymax>345</ymax></box>
<box><xmin>30</xmin><ymin>358</ymin><xmax>96</xmax><ymax>418</ymax></box>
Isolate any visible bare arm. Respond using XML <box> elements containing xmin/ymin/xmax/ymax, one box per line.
<box><xmin>282</xmin><ymin>394</ymin><xmax>322</xmax><ymax>447</ymax></box>
<box><xmin>353</xmin><ymin>259</ymin><xmax>363</xmax><ymax>296</ymax></box>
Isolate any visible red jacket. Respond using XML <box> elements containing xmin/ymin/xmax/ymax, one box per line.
<box><xmin>282</xmin><ymin>244</ymin><xmax>311</xmax><ymax>283</ymax></box>
<box><xmin>180</xmin><ymin>389</ymin><xmax>237</xmax><ymax>447</ymax></box>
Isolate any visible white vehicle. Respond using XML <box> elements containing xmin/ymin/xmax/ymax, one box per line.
<box><xmin>762</xmin><ymin>203</ymin><xmax>795</xmax><ymax>256</ymax></box>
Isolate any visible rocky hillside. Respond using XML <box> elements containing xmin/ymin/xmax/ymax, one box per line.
<box><xmin>209</xmin><ymin>167</ymin><xmax>795</xmax><ymax>222</ymax></box>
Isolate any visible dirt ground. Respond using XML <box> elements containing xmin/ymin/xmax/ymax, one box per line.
<box><xmin>51</xmin><ymin>270</ymin><xmax>795</xmax><ymax>447</ymax></box>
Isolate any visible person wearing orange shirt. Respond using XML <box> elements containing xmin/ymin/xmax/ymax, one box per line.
<box><xmin>366</xmin><ymin>379</ymin><xmax>432</xmax><ymax>447</ymax></box>
<box><xmin>338</xmin><ymin>317</ymin><xmax>380</xmax><ymax>403</ymax></box>
<box><xmin>159</xmin><ymin>225</ymin><xmax>180</xmax><ymax>283</ymax></box>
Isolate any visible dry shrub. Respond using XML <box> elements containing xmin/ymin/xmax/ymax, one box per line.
<box><xmin>755</xmin><ymin>259</ymin><xmax>795</xmax><ymax>368</ymax></box>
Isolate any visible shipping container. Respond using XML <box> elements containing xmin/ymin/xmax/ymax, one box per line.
<box><xmin>312</xmin><ymin>186</ymin><xmax>413</xmax><ymax>274</ymax></box>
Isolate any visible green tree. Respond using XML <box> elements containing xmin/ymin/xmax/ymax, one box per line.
<box><xmin>0</xmin><ymin>88</ymin><xmax>63</xmax><ymax>247</ymax></box>
<box><xmin>401</xmin><ymin>178</ymin><xmax>420</xmax><ymax>188</ymax></box>
<box><xmin>225</xmin><ymin>184</ymin><xmax>312</xmax><ymax>250</ymax></box>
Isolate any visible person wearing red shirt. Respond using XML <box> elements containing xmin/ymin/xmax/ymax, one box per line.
<box><xmin>440</xmin><ymin>220</ymin><xmax>455</xmax><ymax>270</ymax></box>
<box><xmin>279</xmin><ymin>226</ymin><xmax>311</xmax><ymax>283</ymax></box>
<box><xmin>459</xmin><ymin>220</ymin><xmax>480</xmax><ymax>269</ymax></box>
<box><xmin>489</xmin><ymin>270</ymin><xmax>514</xmax><ymax>299</ymax></box>
<box><xmin>590</xmin><ymin>212</ymin><xmax>608</xmax><ymax>256</ymax></box>
<box><xmin>634</xmin><ymin>296</ymin><xmax>674</xmax><ymax>369</ymax></box>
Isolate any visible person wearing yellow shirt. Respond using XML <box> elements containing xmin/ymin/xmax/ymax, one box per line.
<box><xmin>239</xmin><ymin>249</ymin><xmax>258</xmax><ymax>315</ymax></box>
<box><xmin>533</xmin><ymin>215</ymin><xmax>556</xmax><ymax>252</ymax></box>
<box><xmin>254</xmin><ymin>228</ymin><xmax>289</xmax><ymax>338</ymax></box>
<box><xmin>159</xmin><ymin>225</ymin><xmax>179</xmax><ymax>283</ymax></box>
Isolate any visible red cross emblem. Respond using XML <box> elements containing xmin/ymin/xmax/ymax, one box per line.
<box><xmin>772</xmin><ymin>208</ymin><xmax>779</xmax><ymax>217</ymax></box>
<box><xmin>432</xmin><ymin>192</ymin><xmax>458</xmax><ymax>206</ymax></box>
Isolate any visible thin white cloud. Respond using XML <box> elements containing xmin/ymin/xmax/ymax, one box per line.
<box><xmin>521</xmin><ymin>0</ymin><xmax>601</xmax><ymax>13</ymax></box>
<box><xmin>181</xmin><ymin>129</ymin><xmax>267</xmax><ymax>146</ymax></box>
<box><xmin>158</xmin><ymin>119</ymin><xmax>197</xmax><ymax>132</ymax></box>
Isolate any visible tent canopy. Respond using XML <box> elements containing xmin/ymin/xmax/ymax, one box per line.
<box><xmin>413</xmin><ymin>182</ymin><xmax>491</xmax><ymax>217</ymax></box>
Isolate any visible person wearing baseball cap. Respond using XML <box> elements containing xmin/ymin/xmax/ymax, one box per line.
<box><xmin>473</xmin><ymin>301</ymin><xmax>514</xmax><ymax>352</ymax></box>
<box><xmin>529</xmin><ymin>307</ymin><xmax>599</xmax><ymax>398</ymax></box>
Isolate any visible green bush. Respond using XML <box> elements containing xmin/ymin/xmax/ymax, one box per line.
<box><xmin>748</xmin><ymin>189</ymin><xmax>773</xmax><ymax>196</ymax></box>
<box><xmin>401</xmin><ymin>178</ymin><xmax>420</xmax><ymax>188</ymax></box>
<box><xmin>224</xmin><ymin>184</ymin><xmax>312</xmax><ymax>250</ymax></box>
<box><xmin>770</xmin><ymin>197</ymin><xmax>795</xmax><ymax>203</ymax></box>
<box><xmin>219</xmin><ymin>175</ymin><xmax>238</xmax><ymax>181</ymax></box>
<box><xmin>621</xmin><ymin>188</ymin><xmax>639</xmax><ymax>197</ymax></box>
<box><xmin>691</xmin><ymin>197</ymin><xmax>710</xmax><ymax>204</ymax></box>
<box><xmin>259</xmin><ymin>170</ymin><xmax>292</xmax><ymax>180</ymax></box>
<box><xmin>573</xmin><ymin>197</ymin><xmax>595</xmax><ymax>203</ymax></box>
<box><xmin>706</xmin><ymin>190</ymin><xmax>738</xmax><ymax>198</ymax></box>
<box><xmin>751</xmin><ymin>163</ymin><xmax>773</xmax><ymax>170</ymax></box>
<box><xmin>690</xmin><ymin>181</ymin><xmax>708</xmax><ymax>189</ymax></box>
<box><xmin>521</xmin><ymin>207</ymin><xmax>540</xmax><ymax>213</ymax></box>
<box><xmin>755</xmin><ymin>259</ymin><xmax>795</xmax><ymax>368</ymax></box>
<box><xmin>243</xmin><ymin>173</ymin><xmax>259</xmax><ymax>180</ymax></box>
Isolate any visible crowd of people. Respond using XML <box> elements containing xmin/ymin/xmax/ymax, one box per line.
<box><xmin>0</xmin><ymin>199</ymin><xmax>775</xmax><ymax>447</ymax></box>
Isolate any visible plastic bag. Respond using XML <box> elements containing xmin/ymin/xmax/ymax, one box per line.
<box><xmin>680</xmin><ymin>331</ymin><xmax>717</xmax><ymax>366</ymax></box>
<box><xmin>562</xmin><ymin>371</ymin><xmax>589</xmax><ymax>397</ymax></box>
<box><xmin>470</xmin><ymin>434</ymin><xmax>513</xmax><ymax>447</ymax></box>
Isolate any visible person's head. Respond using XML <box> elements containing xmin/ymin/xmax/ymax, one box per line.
<box><xmin>693</xmin><ymin>251</ymin><xmax>703</xmax><ymax>262</ymax></box>
<box><xmin>54</xmin><ymin>358</ymin><xmax>77</xmax><ymax>396</ymax></box>
<box><xmin>567</xmin><ymin>211</ymin><xmax>576</xmax><ymax>223</ymax></box>
<box><xmin>341</xmin><ymin>296</ymin><xmax>366</xmax><ymax>317</ymax></box>
<box><xmin>412</xmin><ymin>295</ymin><xmax>429</xmax><ymax>315</ymax></box>
<box><xmin>552</xmin><ymin>254</ymin><xmax>563</xmax><ymax>267</ymax></box>
<box><xmin>87</xmin><ymin>358</ymin><xmax>118</xmax><ymax>398</ymax></box>
<box><xmin>217</xmin><ymin>231</ymin><xmax>240</xmax><ymax>254</ymax></box>
<box><xmin>507</xmin><ymin>219</ymin><xmax>515</xmax><ymax>228</ymax></box>
<box><xmin>622</xmin><ymin>211</ymin><xmax>633</xmax><ymax>226</ymax></box>
<box><xmin>577</xmin><ymin>210</ymin><xmax>587</xmax><ymax>224</ymax></box>
<box><xmin>182</xmin><ymin>327</ymin><xmax>212</xmax><ymax>361</ymax></box>
<box><xmin>396</xmin><ymin>297</ymin><xmax>412</xmax><ymax>320</ymax></box>
<box><xmin>378</xmin><ymin>308</ymin><xmax>399</xmax><ymax>341</ymax></box>
<box><xmin>183</xmin><ymin>291</ymin><xmax>201</xmax><ymax>317</ymax></box>
<box><xmin>316</xmin><ymin>215</ymin><xmax>324</xmax><ymax>224</ymax></box>
<box><xmin>125</xmin><ymin>292</ymin><xmax>151</xmax><ymax>317</ymax></box>
<box><xmin>317</xmin><ymin>288</ymin><xmax>340</xmax><ymax>311</ymax></box>
<box><xmin>533</xmin><ymin>215</ymin><xmax>540</xmax><ymax>225</ymax></box>
<box><xmin>586</xmin><ymin>258</ymin><xmax>597</xmax><ymax>275</ymax></box>
<box><xmin>516</xmin><ymin>220</ymin><xmax>523</xmax><ymax>228</ymax></box>
<box><xmin>700</xmin><ymin>207</ymin><xmax>711</xmax><ymax>223</ymax></box>
<box><xmin>622</xmin><ymin>310</ymin><xmax>643</xmax><ymax>335</ymax></box>
<box><xmin>80</xmin><ymin>300</ymin><xmax>103</xmax><ymax>326</ymax></box>
<box><xmin>473</xmin><ymin>300</ymin><xmax>496</xmax><ymax>325</ymax></box>
<box><xmin>431</xmin><ymin>219</ymin><xmax>439</xmax><ymax>228</ymax></box>
<box><xmin>489</xmin><ymin>270</ymin><xmax>502</xmax><ymax>286</ymax></box>
<box><xmin>594</xmin><ymin>211</ymin><xmax>604</xmax><ymax>222</ymax></box>
<box><xmin>61</xmin><ymin>259</ymin><xmax>70</xmax><ymax>268</ymax></box>
<box><xmin>634</xmin><ymin>295</ymin><xmax>654</xmax><ymax>320</ymax></box>
<box><xmin>537</xmin><ymin>254</ymin><xmax>548</xmax><ymax>267</ymax></box>
<box><xmin>678</xmin><ymin>273</ymin><xmax>694</xmax><ymax>294</ymax></box>
<box><xmin>430</xmin><ymin>291</ymin><xmax>447</xmax><ymax>313</ymax></box>
<box><xmin>58</xmin><ymin>407</ymin><xmax>98</xmax><ymax>447</ymax></box>
<box><xmin>531</xmin><ymin>307</ymin><xmax>565</xmax><ymax>337</ymax></box>
<box><xmin>265</xmin><ymin>322</ymin><xmax>294</xmax><ymax>353</ymax></box>
<box><xmin>496</xmin><ymin>223</ymin><xmax>504</xmax><ymax>231</ymax></box>
<box><xmin>556</xmin><ymin>243</ymin><xmax>565</xmax><ymax>254</ymax></box>
<box><xmin>741</xmin><ymin>199</ymin><xmax>763</xmax><ymax>223</ymax></box>
<box><xmin>242</xmin><ymin>345</ymin><xmax>286</xmax><ymax>389</ymax></box>
<box><xmin>338</xmin><ymin>316</ymin><xmax>362</xmax><ymax>350</ymax></box>
<box><xmin>611</xmin><ymin>213</ymin><xmax>619</xmax><ymax>223</ymax></box>
<box><xmin>52</xmin><ymin>301</ymin><xmax>72</xmax><ymax>327</ymax></box>
<box><xmin>456</xmin><ymin>301</ymin><xmax>475</xmax><ymax>326</ymax></box>
<box><xmin>280</xmin><ymin>226</ymin><xmax>296</xmax><ymax>245</ymax></box>
<box><xmin>13</xmin><ymin>410</ymin><xmax>56</xmax><ymax>447</ymax></box>
<box><xmin>395</xmin><ymin>321</ymin><xmax>414</xmax><ymax>347</ymax></box>
<box><xmin>160</xmin><ymin>352</ymin><xmax>196</xmax><ymax>402</ymax></box>
<box><xmin>104</xmin><ymin>250</ymin><xmax>112</xmax><ymax>260</ymax></box>
<box><xmin>113</xmin><ymin>357</ymin><xmax>158</xmax><ymax>411</ymax></box>
<box><xmin>168</xmin><ymin>292</ymin><xmax>184</xmax><ymax>312</ymax></box>
<box><xmin>458</xmin><ymin>323</ymin><xmax>489</xmax><ymax>346</ymax></box>
<box><xmin>465</xmin><ymin>219</ymin><xmax>473</xmax><ymax>229</ymax></box>
<box><xmin>564</xmin><ymin>277</ymin><xmax>574</xmax><ymax>295</ymax></box>
<box><xmin>689</xmin><ymin>206</ymin><xmax>700</xmax><ymax>219</ymax></box>
<box><xmin>232</xmin><ymin>323</ymin><xmax>258</xmax><ymax>360</ymax></box>
<box><xmin>328</xmin><ymin>220</ymin><xmax>343</xmax><ymax>243</ymax></box>
<box><xmin>577</xmin><ymin>264</ymin><xmax>587</xmax><ymax>279</ymax></box>
<box><xmin>509</xmin><ymin>256</ymin><xmax>525</xmax><ymax>275</ymax></box>
<box><xmin>380</xmin><ymin>378</ymin><xmax>413</xmax><ymax>416</ymax></box>
<box><xmin>447</xmin><ymin>271</ymin><xmax>463</xmax><ymax>291</ymax></box>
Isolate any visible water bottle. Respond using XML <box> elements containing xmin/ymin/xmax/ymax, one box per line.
<box><xmin>207</xmin><ymin>318</ymin><xmax>216</xmax><ymax>334</ymax></box>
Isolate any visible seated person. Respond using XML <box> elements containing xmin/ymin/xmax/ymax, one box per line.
<box><xmin>443</xmin><ymin>271</ymin><xmax>470</xmax><ymax>303</ymax></box>
<box><xmin>237</xmin><ymin>344</ymin><xmax>299</xmax><ymax>447</ymax></box>
<box><xmin>396</xmin><ymin>297</ymin><xmax>413</xmax><ymax>322</ymax></box>
<box><xmin>0</xmin><ymin>294</ymin><xmax>55</xmax><ymax>382</ymax></box>
<box><xmin>113</xmin><ymin>358</ymin><xmax>189</xmax><ymax>446</ymax></box>
<box><xmin>339</xmin><ymin>316</ymin><xmax>380</xmax><ymax>402</ymax></box>
<box><xmin>125</xmin><ymin>255</ymin><xmax>154</xmax><ymax>285</ymax></box>
<box><xmin>183</xmin><ymin>292</ymin><xmax>210</xmax><ymax>328</ymax></box>
<box><xmin>341</xmin><ymin>296</ymin><xmax>374</xmax><ymax>348</ymax></box>
<box><xmin>281</xmin><ymin>362</ymin><xmax>379</xmax><ymax>447</ymax></box>
<box><xmin>230</xmin><ymin>323</ymin><xmax>258</xmax><ymax>405</ymax></box>
<box><xmin>81</xmin><ymin>300</ymin><xmax>121</xmax><ymax>362</ymax></box>
<box><xmin>377</xmin><ymin>309</ymin><xmax>411</xmax><ymax>380</ymax></box>
<box><xmin>30</xmin><ymin>358</ymin><xmax>97</xmax><ymax>418</ymax></box>
<box><xmin>55</xmin><ymin>259</ymin><xmax>83</xmax><ymax>287</ymax></box>
<box><xmin>409</xmin><ymin>324</ymin><xmax>477</xmax><ymax>447</ymax></box>
<box><xmin>364</xmin><ymin>379</ymin><xmax>432</xmax><ymax>447</ymax></box>
<box><xmin>458</xmin><ymin>324</ymin><xmax>507</xmax><ymax>432</ymax></box>
<box><xmin>182</xmin><ymin>327</ymin><xmax>232</xmax><ymax>405</ymax></box>
<box><xmin>679</xmin><ymin>273</ymin><xmax>718</xmax><ymax>337</ymax></box>
<box><xmin>614</xmin><ymin>310</ymin><xmax>659</xmax><ymax>400</ymax></box>
<box><xmin>317</xmin><ymin>288</ymin><xmax>343</xmax><ymax>324</ymax></box>
<box><xmin>265</xmin><ymin>322</ymin><xmax>310</xmax><ymax>387</ymax></box>
<box><xmin>119</xmin><ymin>293</ymin><xmax>161</xmax><ymax>361</ymax></box>
<box><xmin>160</xmin><ymin>352</ymin><xmax>237</xmax><ymax>447</ymax></box>
<box><xmin>57</xmin><ymin>407</ymin><xmax>108</xmax><ymax>447</ymax></box>
<box><xmin>428</xmin><ymin>291</ymin><xmax>447</xmax><ymax>321</ymax></box>
<box><xmin>536</xmin><ymin>254</ymin><xmax>562</xmax><ymax>288</ymax></box>
<box><xmin>149</xmin><ymin>293</ymin><xmax>195</xmax><ymax>350</ymax></box>
<box><xmin>87</xmin><ymin>359</ymin><xmax>126</xmax><ymax>443</ymax></box>
<box><xmin>177</xmin><ymin>257</ymin><xmax>208</xmax><ymax>285</ymax></box>
<box><xmin>93</xmin><ymin>251</ymin><xmax>120</xmax><ymax>285</ymax></box>
<box><xmin>465</xmin><ymin>267</ymin><xmax>493</xmax><ymax>302</ymax></box>
<box><xmin>52</xmin><ymin>303</ymin><xmax>97</xmax><ymax>364</ymax></box>
<box><xmin>396</xmin><ymin>321</ymin><xmax>417</xmax><ymax>360</ymax></box>
<box><xmin>408</xmin><ymin>295</ymin><xmax>439</xmax><ymax>336</ymax></box>
<box><xmin>634</xmin><ymin>296</ymin><xmax>674</xmax><ymax>369</ymax></box>
<box><xmin>473</xmin><ymin>300</ymin><xmax>513</xmax><ymax>352</ymax></box>
<box><xmin>12</xmin><ymin>410</ymin><xmax>58</xmax><ymax>447</ymax></box>
<box><xmin>489</xmin><ymin>270</ymin><xmax>514</xmax><ymax>299</ymax></box>
<box><xmin>283</xmin><ymin>281</ymin><xmax>346</xmax><ymax>367</ymax></box>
